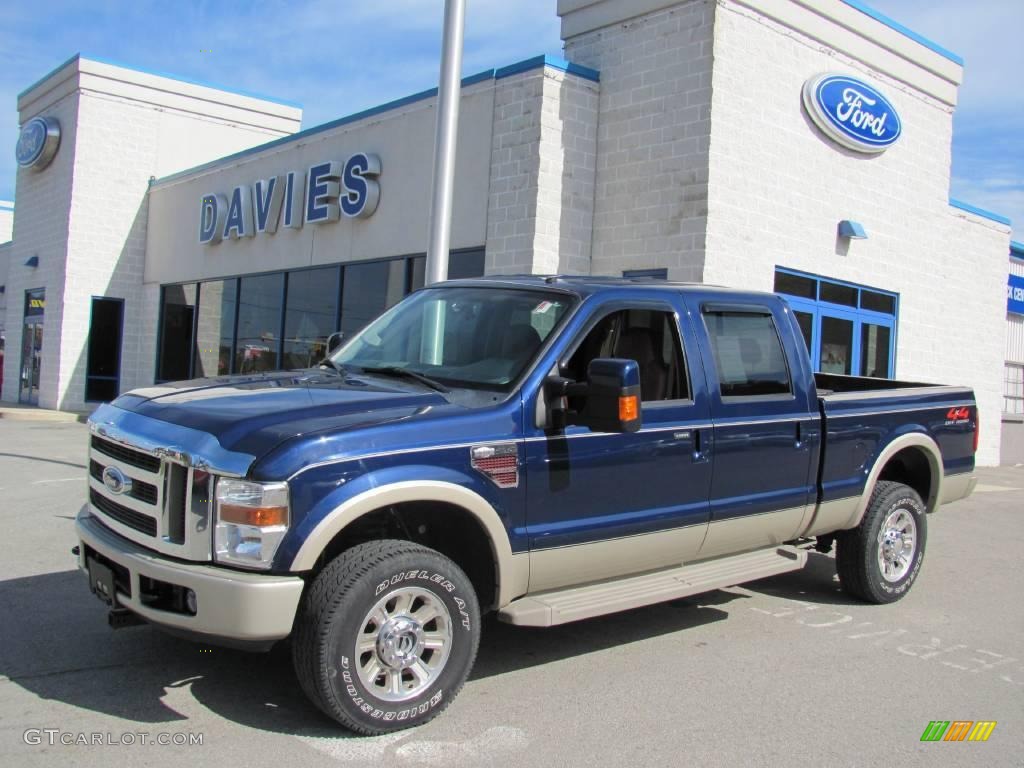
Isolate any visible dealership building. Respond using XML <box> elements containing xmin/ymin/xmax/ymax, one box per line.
<box><xmin>0</xmin><ymin>0</ymin><xmax>1019</xmax><ymax>465</ymax></box>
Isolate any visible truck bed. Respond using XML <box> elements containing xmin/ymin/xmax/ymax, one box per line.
<box><xmin>814</xmin><ymin>373</ymin><xmax>976</xmax><ymax>515</ymax></box>
<box><xmin>814</xmin><ymin>372</ymin><xmax>934</xmax><ymax>395</ymax></box>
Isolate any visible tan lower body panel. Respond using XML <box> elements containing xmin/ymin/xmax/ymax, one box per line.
<box><xmin>697</xmin><ymin>506</ymin><xmax>808</xmax><ymax>560</ymax></box>
<box><xmin>940</xmin><ymin>473</ymin><xmax>977</xmax><ymax>505</ymax></box>
<box><xmin>499</xmin><ymin>545</ymin><xmax>807</xmax><ymax>627</ymax></box>
<box><xmin>800</xmin><ymin>496</ymin><xmax>862</xmax><ymax>537</ymax></box>
<box><xmin>528</xmin><ymin>524</ymin><xmax>707</xmax><ymax>593</ymax></box>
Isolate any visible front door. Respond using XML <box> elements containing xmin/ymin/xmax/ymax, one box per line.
<box><xmin>524</xmin><ymin>301</ymin><xmax>713</xmax><ymax>592</ymax></box>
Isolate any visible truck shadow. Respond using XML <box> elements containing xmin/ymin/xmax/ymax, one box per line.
<box><xmin>0</xmin><ymin>569</ymin><xmax>749</xmax><ymax>737</ymax></box>
<box><xmin>0</xmin><ymin>560</ymin><xmax>850</xmax><ymax>738</ymax></box>
<box><xmin>740</xmin><ymin>551</ymin><xmax>868</xmax><ymax>607</ymax></box>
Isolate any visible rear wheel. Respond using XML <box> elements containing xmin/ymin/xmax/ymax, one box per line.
<box><xmin>836</xmin><ymin>481</ymin><xmax>927</xmax><ymax>604</ymax></box>
<box><xmin>292</xmin><ymin>540</ymin><xmax>480</xmax><ymax>734</ymax></box>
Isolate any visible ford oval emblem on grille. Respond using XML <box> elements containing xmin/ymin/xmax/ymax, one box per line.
<box><xmin>101</xmin><ymin>466</ymin><xmax>132</xmax><ymax>496</ymax></box>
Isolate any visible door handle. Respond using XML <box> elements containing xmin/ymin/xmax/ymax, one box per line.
<box><xmin>692</xmin><ymin>428</ymin><xmax>709</xmax><ymax>462</ymax></box>
<box><xmin>795</xmin><ymin>420</ymin><xmax>804</xmax><ymax>449</ymax></box>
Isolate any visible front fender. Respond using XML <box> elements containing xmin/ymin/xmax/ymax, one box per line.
<box><xmin>279</xmin><ymin>466</ymin><xmax>528</xmax><ymax>609</ymax></box>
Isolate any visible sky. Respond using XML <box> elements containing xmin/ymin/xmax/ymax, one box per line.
<box><xmin>0</xmin><ymin>0</ymin><xmax>1020</xmax><ymax>241</ymax></box>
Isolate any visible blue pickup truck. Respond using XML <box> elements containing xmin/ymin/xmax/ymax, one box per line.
<box><xmin>77</xmin><ymin>276</ymin><xmax>977</xmax><ymax>733</ymax></box>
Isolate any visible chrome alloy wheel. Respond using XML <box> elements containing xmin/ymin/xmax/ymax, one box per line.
<box><xmin>355</xmin><ymin>587</ymin><xmax>453</xmax><ymax>702</ymax></box>
<box><xmin>877</xmin><ymin>508</ymin><xmax>917</xmax><ymax>582</ymax></box>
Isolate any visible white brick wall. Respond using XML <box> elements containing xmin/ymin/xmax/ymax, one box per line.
<box><xmin>701</xmin><ymin>0</ymin><xmax>1009</xmax><ymax>465</ymax></box>
<box><xmin>1</xmin><ymin>91</ymin><xmax>80</xmax><ymax>407</ymax></box>
<box><xmin>2</xmin><ymin>60</ymin><xmax>299</xmax><ymax>409</ymax></box>
<box><xmin>0</xmin><ymin>203</ymin><xmax>12</xmax><ymax>243</ymax></box>
<box><xmin>485</xmin><ymin>67</ymin><xmax>599</xmax><ymax>275</ymax></box>
<box><xmin>564</xmin><ymin>0</ymin><xmax>715</xmax><ymax>282</ymax></box>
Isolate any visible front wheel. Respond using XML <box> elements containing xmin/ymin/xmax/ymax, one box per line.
<box><xmin>292</xmin><ymin>540</ymin><xmax>481</xmax><ymax>734</ymax></box>
<box><xmin>836</xmin><ymin>481</ymin><xmax>927</xmax><ymax>604</ymax></box>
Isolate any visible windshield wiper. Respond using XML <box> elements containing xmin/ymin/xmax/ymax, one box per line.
<box><xmin>358</xmin><ymin>366</ymin><xmax>450</xmax><ymax>393</ymax></box>
<box><xmin>317</xmin><ymin>358</ymin><xmax>345</xmax><ymax>376</ymax></box>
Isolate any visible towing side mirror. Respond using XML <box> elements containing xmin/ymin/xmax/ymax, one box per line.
<box><xmin>545</xmin><ymin>358</ymin><xmax>642</xmax><ymax>434</ymax></box>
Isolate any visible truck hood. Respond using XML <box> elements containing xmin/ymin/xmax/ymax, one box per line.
<box><xmin>112</xmin><ymin>370</ymin><xmax>451</xmax><ymax>458</ymax></box>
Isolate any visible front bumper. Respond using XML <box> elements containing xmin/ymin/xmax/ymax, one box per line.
<box><xmin>76</xmin><ymin>504</ymin><xmax>304</xmax><ymax>647</ymax></box>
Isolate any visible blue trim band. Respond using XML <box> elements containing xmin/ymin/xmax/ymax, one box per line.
<box><xmin>840</xmin><ymin>0</ymin><xmax>963</xmax><ymax>66</ymax></box>
<box><xmin>496</xmin><ymin>54</ymin><xmax>600</xmax><ymax>83</ymax></box>
<box><xmin>18</xmin><ymin>52</ymin><xmax>302</xmax><ymax>109</ymax></box>
<box><xmin>949</xmin><ymin>198</ymin><xmax>1012</xmax><ymax>227</ymax></box>
<box><xmin>1011</xmin><ymin>241</ymin><xmax>1024</xmax><ymax>259</ymax></box>
<box><xmin>0</xmin><ymin>203</ymin><xmax>14</xmax><ymax>212</ymax></box>
<box><xmin>151</xmin><ymin>55</ymin><xmax>600</xmax><ymax>189</ymax></box>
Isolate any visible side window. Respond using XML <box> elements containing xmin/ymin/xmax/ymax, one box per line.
<box><xmin>703</xmin><ymin>310</ymin><xmax>792</xmax><ymax>397</ymax></box>
<box><xmin>565</xmin><ymin>308</ymin><xmax>690</xmax><ymax>402</ymax></box>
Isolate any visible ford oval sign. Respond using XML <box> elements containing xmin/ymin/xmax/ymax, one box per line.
<box><xmin>15</xmin><ymin>116</ymin><xmax>61</xmax><ymax>170</ymax></box>
<box><xmin>802</xmin><ymin>73</ymin><xmax>901</xmax><ymax>154</ymax></box>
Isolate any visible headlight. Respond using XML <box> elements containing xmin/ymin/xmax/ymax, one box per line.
<box><xmin>214</xmin><ymin>479</ymin><xmax>289</xmax><ymax>569</ymax></box>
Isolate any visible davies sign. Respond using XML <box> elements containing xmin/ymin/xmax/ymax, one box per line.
<box><xmin>802</xmin><ymin>73</ymin><xmax>901</xmax><ymax>154</ymax></box>
<box><xmin>199</xmin><ymin>152</ymin><xmax>381</xmax><ymax>244</ymax></box>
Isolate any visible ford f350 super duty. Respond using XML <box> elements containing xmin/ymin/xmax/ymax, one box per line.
<box><xmin>76</xmin><ymin>277</ymin><xmax>977</xmax><ymax>734</ymax></box>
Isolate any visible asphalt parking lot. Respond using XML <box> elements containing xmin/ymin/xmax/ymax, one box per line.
<box><xmin>0</xmin><ymin>418</ymin><xmax>1021</xmax><ymax>767</ymax></box>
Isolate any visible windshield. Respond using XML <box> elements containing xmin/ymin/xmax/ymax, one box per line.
<box><xmin>333</xmin><ymin>286</ymin><xmax>574</xmax><ymax>391</ymax></box>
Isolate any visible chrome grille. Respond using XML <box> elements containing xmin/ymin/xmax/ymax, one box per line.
<box><xmin>90</xmin><ymin>435</ymin><xmax>161</xmax><ymax>472</ymax></box>
<box><xmin>89</xmin><ymin>488</ymin><xmax>158</xmax><ymax>536</ymax></box>
<box><xmin>87</xmin><ymin>434</ymin><xmax>213</xmax><ymax>561</ymax></box>
<box><xmin>89</xmin><ymin>459</ymin><xmax>159</xmax><ymax>505</ymax></box>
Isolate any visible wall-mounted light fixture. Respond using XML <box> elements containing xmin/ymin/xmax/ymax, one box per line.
<box><xmin>837</xmin><ymin>220</ymin><xmax>868</xmax><ymax>240</ymax></box>
<box><xmin>24</xmin><ymin>255</ymin><xmax>39</xmax><ymax>268</ymax></box>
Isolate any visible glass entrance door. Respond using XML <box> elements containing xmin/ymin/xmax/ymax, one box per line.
<box><xmin>19</xmin><ymin>288</ymin><xmax>45</xmax><ymax>405</ymax></box>
<box><xmin>19</xmin><ymin>320</ymin><xmax>43</xmax><ymax>405</ymax></box>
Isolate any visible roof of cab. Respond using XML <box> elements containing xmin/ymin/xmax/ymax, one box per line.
<box><xmin>440</xmin><ymin>274</ymin><xmax>779</xmax><ymax>302</ymax></box>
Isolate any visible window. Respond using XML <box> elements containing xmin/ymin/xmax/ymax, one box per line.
<box><xmin>340</xmin><ymin>259</ymin><xmax>407</xmax><ymax>340</ymax></box>
<box><xmin>158</xmin><ymin>284</ymin><xmax>196</xmax><ymax>381</ymax></box>
<box><xmin>861</xmin><ymin>289</ymin><xmax>896</xmax><ymax>315</ymax></box>
<box><xmin>193</xmin><ymin>279</ymin><xmax>237</xmax><ymax>377</ymax></box>
<box><xmin>773</xmin><ymin>272</ymin><xmax>816</xmax><ymax>300</ymax></box>
<box><xmin>774</xmin><ymin>268</ymin><xmax>898</xmax><ymax>379</ymax></box>
<box><xmin>819</xmin><ymin>281</ymin><xmax>857</xmax><ymax>308</ymax></box>
<box><xmin>564</xmin><ymin>309</ymin><xmax>689</xmax><ymax>402</ymax></box>
<box><xmin>235</xmin><ymin>273</ymin><xmax>284</xmax><ymax>373</ymax></box>
<box><xmin>283</xmin><ymin>267</ymin><xmax>339</xmax><ymax>370</ymax></box>
<box><xmin>623</xmin><ymin>268</ymin><xmax>668</xmax><ymax>280</ymax></box>
<box><xmin>335</xmin><ymin>287</ymin><xmax>572</xmax><ymax>390</ymax></box>
<box><xmin>703</xmin><ymin>311</ymin><xmax>791</xmax><ymax>397</ymax></box>
<box><xmin>1006</xmin><ymin>363</ymin><xmax>1024</xmax><ymax>416</ymax></box>
<box><xmin>85</xmin><ymin>298</ymin><xmax>124</xmax><ymax>402</ymax></box>
<box><xmin>449</xmin><ymin>249</ymin><xmax>486</xmax><ymax>279</ymax></box>
<box><xmin>158</xmin><ymin>251</ymin><xmax>486</xmax><ymax>382</ymax></box>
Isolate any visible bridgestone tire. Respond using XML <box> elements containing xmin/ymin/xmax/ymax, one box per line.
<box><xmin>292</xmin><ymin>540</ymin><xmax>480</xmax><ymax>735</ymax></box>
<box><xmin>836</xmin><ymin>481</ymin><xmax>927</xmax><ymax>604</ymax></box>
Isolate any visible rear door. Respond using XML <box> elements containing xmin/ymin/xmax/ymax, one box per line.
<box><xmin>688</xmin><ymin>297</ymin><xmax>820</xmax><ymax>558</ymax></box>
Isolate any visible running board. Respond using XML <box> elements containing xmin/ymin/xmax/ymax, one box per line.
<box><xmin>498</xmin><ymin>545</ymin><xmax>806</xmax><ymax>627</ymax></box>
